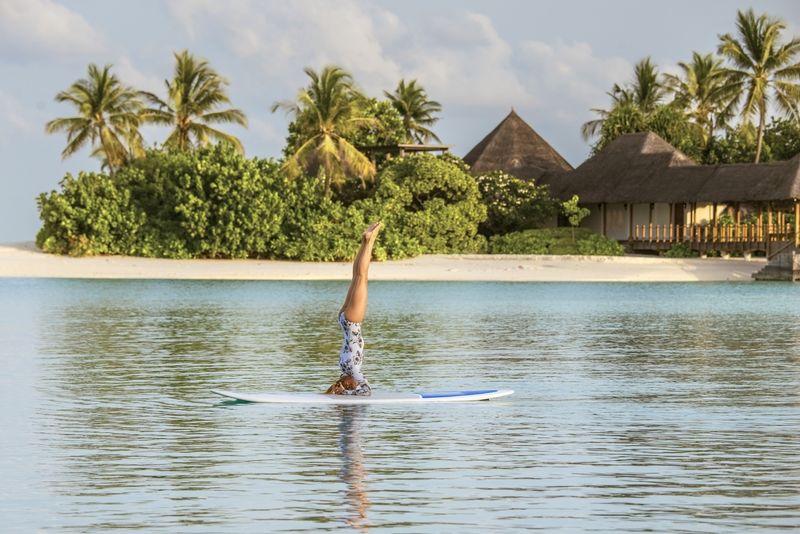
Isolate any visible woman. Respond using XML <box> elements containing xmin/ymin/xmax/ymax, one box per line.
<box><xmin>326</xmin><ymin>222</ymin><xmax>382</xmax><ymax>396</ymax></box>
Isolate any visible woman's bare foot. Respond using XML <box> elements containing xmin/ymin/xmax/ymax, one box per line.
<box><xmin>362</xmin><ymin>222</ymin><xmax>382</xmax><ymax>244</ymax></box>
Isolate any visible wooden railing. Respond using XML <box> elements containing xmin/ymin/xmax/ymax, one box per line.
<box><xmin>632</xmin><ymin>223</ymin><xmax>794</xmax><ymax>245</ymax></box>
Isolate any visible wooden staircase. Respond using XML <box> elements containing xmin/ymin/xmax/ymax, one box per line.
<box><xmin>752</xmin><ymin>242</ymin><xmax>800</xmax><ymax>281</ymax></box>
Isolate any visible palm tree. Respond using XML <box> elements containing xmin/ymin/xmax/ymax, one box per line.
<box><xmin>272</xmin><ymin>65</ymin><xmax>377</xmax><ymax>194</ymax></box>
<box><xmin>718</xmin><ymin>9</ymin><xmax>800</xmax><ymax>162</ymax></box>
<box><xmin>142</xmin><ymin>50</ymin><xmax>247</xmax><ymax>153</ymax></box>
<box><xmin>664</xmin><ymin>52</ymin><xmax>739</xmax><ymax>149</ymax></box>
<box><xmin>582</xmin><ymin>57</ymin><xmax>665</xmax><ymax>140</ymax></box>
<box><xmin>384</xmin><ymin>79</ymin><xmax>442</xmax><ymax>143</ymax></box>
<box><xmin>45</xmin><ymin>64</ymin><xmax>144</xmax><ymax>173</ymax></box>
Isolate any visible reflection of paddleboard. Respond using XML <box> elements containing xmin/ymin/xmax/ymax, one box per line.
<box><xmin>211</xmin><ymin>388</ymin><xmax>514</xmax><ymax>404</ymax></box>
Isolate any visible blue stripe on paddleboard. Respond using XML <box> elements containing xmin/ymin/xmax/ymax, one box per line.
<box><xmin>418</xmin><ymin>389</ymin><xmax>498</xmax><ymax>399</ymax></box>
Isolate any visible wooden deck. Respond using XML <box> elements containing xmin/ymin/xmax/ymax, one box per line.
<box><xmin>629</xmin><ymin>223</ymin><xmax>796</xmax><ymax>255</ymax></box>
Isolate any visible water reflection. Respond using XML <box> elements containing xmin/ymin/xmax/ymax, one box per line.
<box><xmin>338</xmin><ymin>406</ymin><xmax>370</xmax><ymax>531</ymax></box>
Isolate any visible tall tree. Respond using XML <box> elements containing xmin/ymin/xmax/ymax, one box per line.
<box><xmin>142</xmin><ymin>50</ymin><xmax>247</xmax><ymax>153</ymax></box>
<box><xmin>718</xmin><ymin>9</ymin><xmax>800</xmax><ymax>162</ymax></box>
<box><xmin>272</xmin><ymin>65</ymin><xmax>377</xmax><ymax>194</ymax></box>
<box><xmin>384</xmin><ymin>79</ymin><xmax>442</xmax><ymax>143</ymax></box>
<box><xmin>582</xmin><ymin>57</ymin><xmax>665</xmax><ymax>140</ymax></box>
<box><xmin>664</xmin><ymin>52</ymin><xmax>739</xmax><ymax>149</ymax></box>
<box><xmin>45</xmin><ymin>64</ymin><xmax>144</xmax><ymax>173</ymax></box>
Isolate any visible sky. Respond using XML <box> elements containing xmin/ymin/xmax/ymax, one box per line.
<box><xmin>1</xmin><ymin>0</ymin><xmax>798</xmax><ymax>242</ymax></box>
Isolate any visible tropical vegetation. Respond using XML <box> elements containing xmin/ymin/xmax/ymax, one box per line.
<box><xmin>45</xmin><ymin>64</ymin><xmax>145</xmax><ymax>174</ymax></box>
<box><xmin>271</xmin><ymin>65</ymin><xmax>377</xmax><ymax>194</ymax></box>
<box><xmin>582</xmin><ymin>8</ymin><xmax>800</xmax><ymax>164</ymax></box>
<box><xmin>384</xmin><ymin>79</ymin><xmax>443</xmax><ymax>143</ymax></box>
<box><xmin>142</xmin><ymin>50</ymin><xmax>248</xmax><ymax>154</ymax></box>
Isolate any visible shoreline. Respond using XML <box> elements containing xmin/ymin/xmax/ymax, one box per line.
<box><xmin>0</xmin><ymin>242</ymin><xmax>765</xmax><ymax>282</ymax></box>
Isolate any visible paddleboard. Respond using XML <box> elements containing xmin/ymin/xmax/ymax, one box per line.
<box><xmin>211</xmin><ymin>388</ymin><xmax>513</xmax><ymax>404</ymax></box>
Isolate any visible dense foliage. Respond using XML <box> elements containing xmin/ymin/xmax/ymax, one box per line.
<box><xmin>36</xmin><ymin>146</ymin><xmax>493</xmax><ymax>260</ymax></box>
<box><xmin>488</xmin><ymin>228</ymin><xmax>624</xmax><ymax>256</ymax></box>
<box><xmin>475</xmin><ymin>171</ymin><xmax>557</xmax><ymax>236</ymax></box>
<box><xmin>583</xmin><ymin>9</ymin><xmax>800</xmax><ymax>164</ymax></box>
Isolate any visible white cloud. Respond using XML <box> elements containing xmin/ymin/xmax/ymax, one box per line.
<box><xmin>0</xmin><ymin>91</ymin><xmax>35</xmax><ymax>133</ymax></box>
<box><xmin>0</xmin><ymin>0</ymin><xmax>104</xmax><ymax>59</ymax></box>
<box><xmin>166</xmin><ymin>2</ymin><xmax>527</xmax><ymax>108</ymax></box>
<box><xmin>115</xmin><ymin>56</ymin><xmax>164</xmax><ymax>94</ymax></box>
<box><xmin>0</xmin><ymin>91</ymin><xmax>38</xmax><ymax>148</ymax></box>
<box><xmin>167</xmin><ymin>0</ymin><xmax>403</xmax><ymax>94</ymax></box>
<box><xmin>519</xmin><ymin>40</ymin><xmax>631</xmax><ymax>120</ymax></box>
<box><xmin>402</xmin><ymin>12</ymin><xmax>529</xmax><ymax>107</ymax></box>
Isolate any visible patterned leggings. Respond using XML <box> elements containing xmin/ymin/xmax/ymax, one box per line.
<box><xmin>338</xmin><ymin>311</ymin><xmax>372</xmax><ymax>396</ymax></box>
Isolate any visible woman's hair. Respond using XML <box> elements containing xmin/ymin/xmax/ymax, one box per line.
<box><xmin>326</xmin><ymin>375</ymin><xmax>358</xmax><ymax>394</ymax></box>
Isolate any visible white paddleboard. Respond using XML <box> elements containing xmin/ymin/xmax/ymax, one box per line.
<box><xmin>211</xmin><ymin>388</ymin><xmax>514</xmax><ymax>404</ymax></box>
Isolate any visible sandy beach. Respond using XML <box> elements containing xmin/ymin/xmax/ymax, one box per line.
<box><xmin>0</xmin><ymin>242</ymin><xmax>765</xmax><ymax>282</ymax></box>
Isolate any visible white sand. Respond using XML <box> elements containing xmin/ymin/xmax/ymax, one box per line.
<box><xmin>0</xmin><ymin>242</ymin><xmax>765</xmax><ymax>282</ymax></box>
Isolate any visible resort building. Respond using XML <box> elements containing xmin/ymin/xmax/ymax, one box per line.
<box><xmin>466</xmin><ymin>111</ymin><xmax>800</xmax><ymax>279</ymax></box>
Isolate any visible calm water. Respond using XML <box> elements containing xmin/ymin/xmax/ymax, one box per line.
<box><xmin>1</xmin><ymin>279</ymin><xmax>799</xmax><ymax>532</ymax></box>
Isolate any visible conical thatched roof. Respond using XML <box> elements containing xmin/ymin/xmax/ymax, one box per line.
<box><xmin>542</xmin><ymin>132</ymin><xmax>800</xmax><ymax>203</ymax></box>
<box><xmin>463</xmin><ymin>110</ymin><xmax>573</xmax><ymax>180</ymax></box>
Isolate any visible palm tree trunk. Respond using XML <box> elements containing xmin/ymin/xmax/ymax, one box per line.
<box><xmin>754</xmin><ymin>104</ymin><xmax>766</xmax><ymax>163</ymax></box>
<box><xmin>99</xmin><ymin>126</ymin><xmax>117</xmax><ymax>175</ymax></box>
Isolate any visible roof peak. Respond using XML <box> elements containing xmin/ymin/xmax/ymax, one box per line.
<box><xmin>463</xmin><ymin>110</ymin><xmax>573</xmax><ymax>178</ymax></box>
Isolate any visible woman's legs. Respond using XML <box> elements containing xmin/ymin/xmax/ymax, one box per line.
<box><xmin>340</xmin><ymin>222</ymin><xmax>381</xmax><ymax>323</ymax></box>
<box><xmin>327</xmin><ymin>222</ymin><xmax>381</xmax><ymax>395</ymax></box>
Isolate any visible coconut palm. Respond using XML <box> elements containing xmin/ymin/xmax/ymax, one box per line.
<box><xmin>384</xmin><ymin>79</ymin><xmax>442</xmax><ymax>143</ymax></box>
<box><xmin>718</xmin><ymin>9</ymin><xmax>800</xmax><ymax>162</ymax></box>
<box><xmin>142</xmin><ymin>50</ymin><xmax>247</xmax><ymax>153</ymax></box>
<box><xmin>45</xmin><ymin>64</ymin><xmax>144</xmax><ymax>173</ymax></box>
<box><xmin>582</xmin><ymin>57</ymin><xmax>666</xmax><ymax>140</ymax></box>
<box><xmin>664</xmin><ymin>52</ymin><xmax>739</xmax><ymax>148</ymax></box>
<box><xmin>272</xmin><ymin>65</ymin><xmax>377</xmax><ymax>194</ymax></box>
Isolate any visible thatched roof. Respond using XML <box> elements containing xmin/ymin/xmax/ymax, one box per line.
<box><xmin>463</xmin><ymin>110</ymin><xmax>573</xmax><ymax>180</ymax></box>
<box><xmin>542</xmin><ymin>132</ymin><xmax>800</xmax><ymax>203</ymax></box>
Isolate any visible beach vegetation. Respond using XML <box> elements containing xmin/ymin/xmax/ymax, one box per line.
<box><xmin>35</xmin><ymin>145</ymin><xmax>486</xmax><ymax>260</ymax></box>
<box><xmin>141</xmin><ymin>50</ymin><xmax>247</xmax><ymax>154</ymax></box>
<box><xmin>561</xmin><ymin>195</ymin><xmax>591</xmax><ymax>240</ymax></box>
<box><xmin>488</xmin><ymin>228</ymin><xmax>623</xmax><ymax>256</ymax></box>
<box><xmin>475</xmin><ymin>171</ymin><xmax>558</xmax><ymax>236</ymax></box>
<box><xmin>582</xmin><ymin>9</ymin><xmax>800</xmax><ymax>164</ymax></box>
<box><xmin>36</xmin><ymin>171</ymin><xmax>145</xmax><ymax>256</ymax></box>
<box><xmin>663</xmin><ymin>243</ymin><xmax>697</xmax><ymax>258</ymax></box>
<box><xmin>384</xmin><ymin>79</ymin><xmax>442</xmax><ymax>143</ymax></box>
<box><xmin>272</xmin><ymin>65</ymin><xmax>377</xmax><ymax>195</ymax></box>
<box><xmin>45</xmin><ymin>64</ymin><xmax>145</xmax><ymax>174</ymax></box>
<box><xmin>718</xmin><ymin>9</ymin><xmax>800</xmax><ymax>163</ymax></box>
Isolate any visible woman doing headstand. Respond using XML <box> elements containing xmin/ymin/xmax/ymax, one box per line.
<box><xmin>326</xmin><ymin>222</ymin><xmax>382</xmax><ymax>396</ymax></box>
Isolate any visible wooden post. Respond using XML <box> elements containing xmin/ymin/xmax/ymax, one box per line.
<box><xmin>602</xmin><ymin>203</ymin><xmax>607</xmax><ymax>237</ymax></box>
<box><xmin>712</xmin><ymin>203</ymin><xmax>718</xmax><ymax>225</ymax></box>
<box><xmin>629</xmin><ymin>204</ymin><xmax>634</xmax><ymax>241</ymax></box>
<box><xmin>795</xmin><ymin>200</ymin><xmax>799</xmax><ymax>247</ymax></box>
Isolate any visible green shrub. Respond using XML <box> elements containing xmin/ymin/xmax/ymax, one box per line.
<box><xmin>663</xmin><ymin>242</ymin><xmax>696</xmax><ymax>258</ymax></box>
<box><xmin>368</xmin><ymin>153</ymin><xmax>487</xmax><ymax>257</ymax></box>
<box><xmin>36</xmin><ymin>172</ymin><xmax>145</xmax><ymax>256</ymax></box>
<box><xmin>489</xmin><ymin>227</ymin><xmax>624</xmax><ymax>256</ymax></box>
<box><xmin>576</xmin><ymin>233</ymin><xmax>625</xmax><ymax>255</ymax></box>
<box><xmin>475</xmin><ymin>171</ymin><xmax>557</xmax><ymax>236</ymax></box>
<box><xmin>36</xmin><ymin>146</ymin><xmax>486</xmax><ymax>260</ymax></box>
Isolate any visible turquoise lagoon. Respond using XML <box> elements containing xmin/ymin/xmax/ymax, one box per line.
<box><xmin>1</xmin><ymin>279</ymin><xmax>799</xmax><ymax>532</ymax></box>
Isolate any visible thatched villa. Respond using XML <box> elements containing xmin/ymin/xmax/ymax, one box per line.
<box><xmin>465</xmin><ymin>110</ymin><xmax>800</xmax><ymax>279</ymax></box>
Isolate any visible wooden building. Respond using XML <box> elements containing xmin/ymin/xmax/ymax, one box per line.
<box><xmin>465</xmin><ymin>112</ymin><xmax>800</xmax><ymax>278</ymax></box>
<box><xmin>539</xmin><ymin>132</ymin><xmax>800</xmax><ymax>257</ymax></box>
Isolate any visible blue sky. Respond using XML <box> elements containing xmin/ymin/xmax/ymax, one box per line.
<box><xmin>1</xmin><ymin>0</ymin><xmax>798</xmax><ymax>242</ymax></box>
